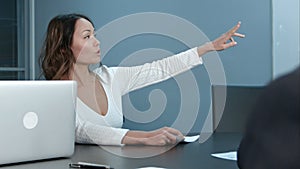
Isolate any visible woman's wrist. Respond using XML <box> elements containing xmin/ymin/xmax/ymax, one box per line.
<box><xmin>197</xmin><ymin>42</ymin><xmax>214</xmax><ymax>57</ymax></box>
<box><xmin>121</xmin><ymin>135</ymin><xmax>143</xmax><ymax>145</ymax></box>
<box><xmin>121</xmin><ymin>131</ymin><xmax>150</xmax><ymax>145</ymax></box>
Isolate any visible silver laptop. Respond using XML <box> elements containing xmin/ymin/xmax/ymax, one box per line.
<box><xmin>0</xmin><ymin>80</ymin><xmax>77</xmax><ymax>165</ymax></box>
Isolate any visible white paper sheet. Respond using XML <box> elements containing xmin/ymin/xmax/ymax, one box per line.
<box><xmin>183</xmin><ymin>135</ymin><xmax>200</xmax><ymax>142</ymax></box>
<box><xmin>211</xmin><ymin>151</ymin><xmax>237</xmax><ymax>161</ymax></box>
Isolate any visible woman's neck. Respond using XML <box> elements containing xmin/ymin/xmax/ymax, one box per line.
<box><xmin>70</xmin><ymin>64</ymin><xmax>96</xmax><ymax>87</ymax></box>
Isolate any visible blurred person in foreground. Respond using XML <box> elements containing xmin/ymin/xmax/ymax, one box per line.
<box><xmin>238</xmin><ymin>66</ymin><xmax>300</xmax><ymax>169</ymax></box>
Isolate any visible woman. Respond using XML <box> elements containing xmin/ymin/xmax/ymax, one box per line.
<box><xmin>40</xmin><ymin>13</ymin><xmax>245</xmax><ymax>146</ymax></box>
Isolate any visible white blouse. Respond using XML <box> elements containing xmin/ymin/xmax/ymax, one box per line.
<box><xmin>75</xmin><ymin>47</ymin><xmax>203</xmax><ymax>146</ymax></box>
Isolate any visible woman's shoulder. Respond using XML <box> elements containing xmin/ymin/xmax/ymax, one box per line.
<box><xmin>93</xmin><ymin>65</ymin><xmax>111</xmax><ymax>74</ymax></box>
<box><xmin>94</xmin><ymin>64</ymin><xmax>123</xmax><ymax>73</ymax></box>
<box><xmin>93</xmin><ymin>65</ymin><xmax>120</xmax><ymax>82</ymax></box>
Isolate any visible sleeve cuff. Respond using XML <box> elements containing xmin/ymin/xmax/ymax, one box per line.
<box><xmin>190</xmin><ymin>47</ymin><xmax>203</xmax><ymax>65</ymax></box>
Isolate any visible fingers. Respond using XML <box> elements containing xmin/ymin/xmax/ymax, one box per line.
<box><xmin>205</xmin><ymin>21</ymin><xmax>245</xmax><ymax>51</ymax></box>
<box><xmin>230</xmin><ymin>37</ymin><xmax>235</xmax><ymax>43</ymax></box>
<box><xmin>222</xmin><ymin>22</ymin><xmax>245</xmax><ymax>49</ymax></box>
<box><xmin>162</xmin><ymin>131</ymin><xmax>178</xmax><ymax>144</ymax></box>
<box><xmin>227</xmin><ymin>21</ymin><xmax>245</xmax><ymax>38</ymax></box>
<box><xmin>163</xmin><ymin>127</ymin><xmax>184</xmax><ymax>138</ymax></box>
<box><xmin>149</xmin><ymin>127</ymin><xmax>184</xmax><ymax>145</ymax></box>
<box><xmin>164</xmin><ymin>128</ymin><xmax>184</xmax><ymax>144</ymax></box>
<box><xmin>229</xmin><ymin>21</ymin><xmax>241</xmax><ymax>35</ymax></box>
<box><xmin>222</xmin><ymin>41</ymin><xmax>237</xmax><ymax>49</ymax></box>
<box><xmin>234</xmin><ymin>32</ymin><xmax>245</xmax><ymax>38</ymax></box>
<box><xmin>157</xmin><ymin>131</ymin><xmax>181</xmax><ymax>145</ymax></box>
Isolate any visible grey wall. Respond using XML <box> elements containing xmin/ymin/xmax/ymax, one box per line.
<box><xmin>34</xmin><ymin>0</ymin><xmax>272</xmax><ymax>132</ymax></box>
<box><xmin>273</xmin><ymin>0</ymin><xmax>300</xmax><ymax>78</ymax></box>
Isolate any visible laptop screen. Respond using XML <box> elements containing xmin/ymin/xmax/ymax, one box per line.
<box><xmin>212</xmin><ymin>85</ymin><xmax>265</xmax><ymax>133</ymax></box>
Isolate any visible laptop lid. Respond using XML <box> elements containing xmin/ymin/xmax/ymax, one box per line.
<box><xmin>212</xmin><ymin>85</ymin><xmax>265</xmax><ymax>133</ymax></box>
<box><xmin>0</xmin><ymin>80</ymin><xmax>77</xmax><ymax>165</ymax></box>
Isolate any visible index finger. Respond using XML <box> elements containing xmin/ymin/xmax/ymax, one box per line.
<box><xmin>228</xmin><ymin>21</ymin><xmax>242</xmax><ymax>35</ymax></box>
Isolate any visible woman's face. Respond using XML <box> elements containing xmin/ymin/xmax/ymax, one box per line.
<box><xmin>71</xmin><ymin>18</ymin><xmax>100</xmax><ymax>65</ymax></box>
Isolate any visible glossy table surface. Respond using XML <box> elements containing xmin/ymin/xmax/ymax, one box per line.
<box><xmin>0</xmin><ymin>133</ymin><xmax>242</xmax><ymax>169</ymax></box>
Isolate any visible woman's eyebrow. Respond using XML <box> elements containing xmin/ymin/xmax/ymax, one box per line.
<box><xmin>81</xmin><ymin>29</ymin><xmax>95</xmax><ymax>34</ymax></box>
<box><xmin>81</xmin><ymin>29</ymin><xmax>91</xmax><ymax>33</ymax></box>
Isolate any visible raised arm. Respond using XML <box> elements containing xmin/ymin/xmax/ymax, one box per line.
<box><xmin>112</xmin><ymin>22</ymin><xmax>244</xmax><ymax>95</ymax></box>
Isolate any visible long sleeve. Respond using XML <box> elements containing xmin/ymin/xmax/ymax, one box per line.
<box><xmin>75</xmin><ymin>114</ymin><xmax>128</xmax><ymax>146</ymax></box>
<box><xmin>110</xmin><ymin>47</ymin><xmax>202</xmax><ymax>95</ymax></box>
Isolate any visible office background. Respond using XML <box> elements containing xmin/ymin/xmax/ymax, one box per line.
<box><xmin>1</xmin><ymin>0</ymin><xmax>299</xmax><ymax>133</ymax></box>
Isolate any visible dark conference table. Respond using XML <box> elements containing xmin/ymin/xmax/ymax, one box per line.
<box><xmin>1</xmin><ymin>133</ymin><xmax>242</xmax><ymax>169</ymax></box>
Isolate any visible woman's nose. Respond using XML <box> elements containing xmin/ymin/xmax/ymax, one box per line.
<box><xmin>93</xmin><ymin>37</ymin><xmax>100</xmax><ymax>46</ymax></box>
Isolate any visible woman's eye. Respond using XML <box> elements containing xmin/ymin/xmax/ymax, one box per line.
<box><xmin>84</xmin><ymin>35</ymin><xmax>90</xmax><ymax>39</ymax></box>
